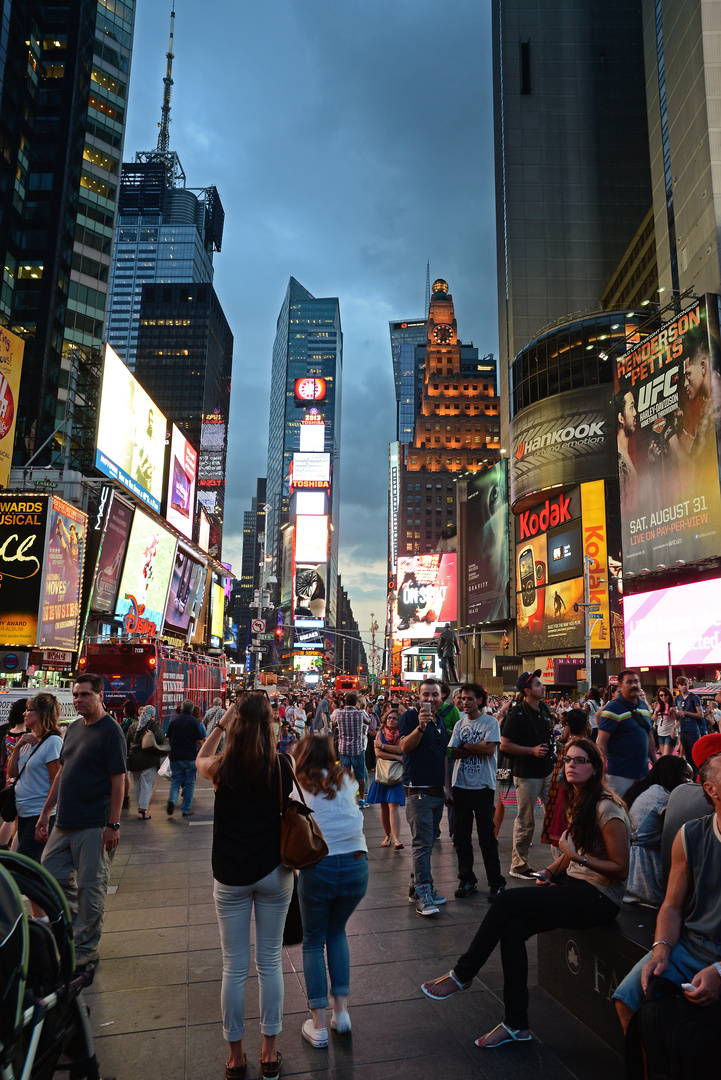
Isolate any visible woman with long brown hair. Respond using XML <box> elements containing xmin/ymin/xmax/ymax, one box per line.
<box><xmin>197</xmin><ymin>693</ymin><xmax>294</xmax><ymax>1080</ymax></box>
<box><xmin>421</xmin><ymin>737</ymin><xmax>630</xmax><ymax>1048</ymax></box>
<box><xmin>7</xmin><ymin>693</ymin><xmax>62</xmax><ymax>863</ymax></box>
<box><xmin>291</xmin><ymin>735</ymin><xmax>368</xmax><ymax>1050</ymax></box>
<box><xmin>653</xmin><ymin>686</ymin><xmax>678</xmax><ymax>755</ymax></box>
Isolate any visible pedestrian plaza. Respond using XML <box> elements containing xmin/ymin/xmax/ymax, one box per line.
<box><xmin>89</xmin><ymin>778</ymin><xmax>622</xmax><ymax>1079</ymax></box>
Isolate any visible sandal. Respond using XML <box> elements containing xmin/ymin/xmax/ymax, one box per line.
<box><xmin>421</xmin><ymin>970</ymin><xmax>472</xmax><ymax>1000</ymax></box>
<box><xmin>259</xmin><ymin>1052</ymin><xmax>282</xmax><ymax>1079</ymax></box>
<box><xmin>381</xmin><ymin>835</ymin><xmax>392</xmax><ymax>847</ymax></box>
<box><xmin>394</xmin><ymin>840</ymin><xmax>404</xmax><ymax>849</ymax></box>
<box><xmin>137</xmin><ymin>809</ymin><xmax>151</xmax><ymax>820</ymax></box>
<box><xmin>225</xmin><ymin>1057</ymin><xmax>247</xmax><ymax>1079</ymax></box>
<box><xmin>474</xmin><ymin>1022</ymin><xmax>532</xmax><ymax>1048</ymax></box>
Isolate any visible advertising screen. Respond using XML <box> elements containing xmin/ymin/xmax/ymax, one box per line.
<box><xmin>547</xmin><ymin>521</ymin><xmax>583</xmax><ymax>583</ymax></box>
<box><xmin>88</xmin><ymin>492</ymin><xmax>134</xmax><ymax>615</ymax></box>
<box><xmin>280</xmin><ymin>526</ymin><xmax>294</xmax><ymax>608</ymax></box>
<box><xmin>165</xmin><ymin>425</ymin><xmax>197</xmax><ymax>540</ymax></box>
<box><xmin>516</xmin><ymin>575</ymin><xmax>585</xmax><ymax>653</ymax></box>
<box><xmin>295</xmin><ymin>515</ymin><xmax>328</xmax><ymax>562</ymax></box>
<box><xmin>0</xmin><ymin>325</ymin><xmax>25</xmax><ymax>488</ymax></box>
<box><xmin>294</xmin><ymin>627</ymin><xmax>325</xmax><ymax>649</ymax></box>
<box><xmin>198</xmin><ymin>505</ymin><xmax>211</xmax><ymax>553</ymax></box>
<box><xmin>0</xmin><ymin>495</ymin><xmax>48</xmax><ymax>646</ymax></box>
<box><xmin>624</xmin><ymin>577</ymin><xmax>721</xmax><ymax>666</ymax></box>
<box><xmin>299</xmin><ymin>420</ymin><xmax>325</xmax><ymax>452</ymax></box>
<box><xmin>115</xmin><ymin>508</ymin><xmax>177</xmax><ymax>637</ymax></box>
<box><xmin>615</xmin><ymin>296</ymin><xmax>721</xmax><ymax>572</ymax></box>
<box><xmin>164</xmin><ymin>548</ymin><xmax>207</xmax><ymax>634</ymax></box>
<box><xmin>294</xmin><ymin>377</ymin><xmax>326</xmax><ymax>402</ymax></box>
<box><xmin>294</xmin><ymin>563</ymin><xmax>326</xmax><ymax>619</ymax></box>
<box><xmin>38</xmin><ymin>497</ymin><xmax>87</xmax><ymax>651</ymax></box>
<box><xmin>295</xmin><ymin>491</ymin><xmax>325</xmax><ymax>515</ymax></box>
<box><xmin>292</xmin><ymin>452</ymin><xmax>330</xmax><ymax>485</ymax></box>
<box><xmin>510</xmin><ymin>386</ymin><xmax>616</xmax><ymax>508</ymax></box>
<box><xmin>210</xmin><ymin>580</ymin><xmax>225</xmax><ymax>648</ymax></box>
<box><xmin>293</xmin><ymin>654</ymin><xmax>323</xmax><ymax>672</ymax></box>
<box><xmin>581</xmin><ymin>479</ymin><xmax>611</xmax><ymax>647</ymax></box>
<box><xmin>95</xmin><ymin>345</ymin><xmax>167</xmax><ymax>512</ymax></box>
<box><xmin>466</xmin><ymin>461</ymin><xmax>509</xmax><ymax>623</ymax></box>
<box><xmin>393</xmin><ymin>554</ymin><xmax>457</xmax><ymax>640</ymax></box>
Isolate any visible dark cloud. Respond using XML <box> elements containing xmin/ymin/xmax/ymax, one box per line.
<box><xmin>123</xmin><ymin>0</ymin><xmax>497</xmax><ymax>633</ymax></box>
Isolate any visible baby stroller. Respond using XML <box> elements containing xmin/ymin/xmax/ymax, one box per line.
<box><xmin>0</xmin><ymin>850</ymin><xmax>112</xmax><ymax>1080</ymax></box>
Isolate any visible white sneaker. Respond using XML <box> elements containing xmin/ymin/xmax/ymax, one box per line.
<box><xmin>302</xmin><ymin>1019</ymin><xmax>328</xmax><ymax>1048</ymax></box>
<box><xmin>331</xmin><ymin>1010</ymin><xmax>351</xmax><ymax>1033</ymax></box>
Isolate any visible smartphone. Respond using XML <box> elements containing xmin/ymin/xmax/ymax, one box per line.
<box><xmin>681</xmin><ymin>983</ymin><xmax>695</xmax><ymax>992</ymax></box>
<box><xmin>530</xmin><ymin>871</ymin><xmax>548</xmax><ymax>879</ymax></box>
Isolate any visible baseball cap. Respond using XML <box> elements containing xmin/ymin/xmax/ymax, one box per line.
<box><xmin>515</xmin><ymin>670</ymin><xmax>542</xmax><ymax>694</ymax></box>
<box><xmin>692</xmin><ymin>733</ymin><xmax>721</xmax><ymax>769</ymax></box>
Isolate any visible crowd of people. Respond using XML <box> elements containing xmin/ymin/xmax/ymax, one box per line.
<box><xmin>0</xmin><ymin>668</ymin><xmax>719</xmax><ymax>1076</ymax></box>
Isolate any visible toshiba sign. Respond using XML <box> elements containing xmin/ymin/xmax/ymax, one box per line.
<box><xmin>510</xmin><ymin>386</ymin><xmax>616</xmax><ymax>508</ymax></box>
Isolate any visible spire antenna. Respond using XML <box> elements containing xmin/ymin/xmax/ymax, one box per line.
<box><xmin>157</xmin><ymin>3</ymin><xmax>175</xmax><ymax>153</ymax></box>
<box><xmin>425</xmin><ymin>260</ymin><xmax>431</xmax><ymax>315</ymax></box>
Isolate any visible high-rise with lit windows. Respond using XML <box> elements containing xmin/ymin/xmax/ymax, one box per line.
<box><xmin>0</xmin><ymin>0</ymin><xmax>137</xmax><ymax>469</ymax></box>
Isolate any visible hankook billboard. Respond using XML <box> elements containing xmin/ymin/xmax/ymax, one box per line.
<box><xmin>614</xmin><ymin>295</ymin><xmax>721</xmax><ymax>573</ymax></box>
<box><xmin>510</xmin><ymin>386</ymin><xmax>616</xmax><ymax>508</ymax></box>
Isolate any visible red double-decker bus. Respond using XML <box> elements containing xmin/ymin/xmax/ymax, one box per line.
<box><xmin>335</xmin><ymin>675</ymin><xmax>359</xmax><ymax>693</ymax></box>
<box><xmin>82</xmin><ymin>641</ymin><xmax>226</xmax><ymax>730</ymax></box>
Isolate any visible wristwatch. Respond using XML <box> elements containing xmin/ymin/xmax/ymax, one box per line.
<box><xmin>106</xmin><ymin>822</ymin><xmax>120</xmax><ymax>831</ymax></box>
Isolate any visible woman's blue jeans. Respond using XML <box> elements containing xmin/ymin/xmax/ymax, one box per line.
<box><xmin>298</xmin><ymin>852</ymin><xmax>369</xmax><ymax>1009</ymax></box>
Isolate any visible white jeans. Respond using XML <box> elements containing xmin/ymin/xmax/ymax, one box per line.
<box><xmin>213</xmin><ymin>864</ymin><xmax>294</xmax><ymax>1041</ymax></box>
<box><xmin>131</xmin><ymin>767</ymin><xmax>155</xmax><ymax>810</ymax></box>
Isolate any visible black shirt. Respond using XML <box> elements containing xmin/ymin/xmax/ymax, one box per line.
<box><xmin>398</xmin><ymin>707</ymin><xmax>449</xmax><ymax>787</ymax></box>
<box><xmin>57</xmin><ymin>714</ymin><xmax>127</xmax><ymax>828</ymax></box>
<box><xmin>167</xmin><ymin>712</ymin><xmax>205</xmax><ymax>761</ymax></box>
<box><xmin>503</xmin><ymin>702</ymin><xmax>554</xmax><ymax>779</ymax></box>
<box><xmin>212</xmin><ymin>754</ymin><xmax>294</xmax><ymax>886</ymax></box>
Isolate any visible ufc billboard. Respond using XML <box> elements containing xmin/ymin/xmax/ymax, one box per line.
<box><xmin>510</xmin><ymin>386</ymin><xmax>616</xmax><ymax>508</ymax></box>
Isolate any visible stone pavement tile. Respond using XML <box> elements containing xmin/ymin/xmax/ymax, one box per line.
<box><xmin>101</xmin><ymin>925</ymin><xmax>189</xmax><ymax>959</ymax></box>
<box><xmin>84</xmin><ymin>984</ymin><xmax>186</xmax><ymax>1035</ymax></box>
<box><xmin>188</xmin><ymin>973</ymin><xmax>308</xmax><ymax>1026</ymax></box>
<box><xmin>341</xmin><ymin>958</ymin><xmax>423</xmax><ymax>1006</ymax></box>
<box><xmin>91</xmin><ymin>951</ymin><xmax>188</xmax><ymax>993</ymax></box>
<box><xmin>186</xmin><ymin>1019</ymin><xmax>332</xmax><ymax>1080</ymax></box>
<box><xmin>318</xmin><ymin>998</ymin><xmax>461</xmax><ymax>1068</ymax></box>
<box><xmin>188</xmin><ymin>948</ymin><xmax>223</xmax><ymax>983</ymax></box>
<box><xmin>189</xmin><ymin>901</ymin><xmax>219</xmax><ymax>925</ymax></box>
<box><xmin>103</xmin><ymin>903</ymin><xmax>189</xmax><ymax>933</ymax></box>
<box><xmin>346</xmin><ymin>931</ymin><xmax>395</xmax><ymax>967</ymax></box>
<box><xmin>190</xmin><ymin>883</ymin><xmax>216</xmax><ymax>903</ymax></box>
<box><xmin>94</xmin><ymin>1026</ymin><xmax>185</xmax><ymax>1080</ymax></box>
<box><xmin>107</xmin><ymin>886</ymin><xmax>189</xmax><ymax>911</ymax></box>
<box><xmin>188</xmin><ymin>920</ymin><xmax>221</xmax><ymax>950</ymax></box>
<box><xmin>374</xmin><ymin>923</ymin><xmax>474</xmax><ymax>962</ymax></box>
<box><xmin>333</xmin><ymin>1048</ymin><xmax>487</xmax><ymax>1080</ymax></box>
<box><xmin>110</xmin><ymin>869</ymin><xmax>191</xmax><ymax>891</ymax></box>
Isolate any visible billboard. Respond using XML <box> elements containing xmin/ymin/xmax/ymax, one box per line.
<box><xmin>0</xmin><ymin>325</ymin><xmax>25</xmax><ymax>488</ymax></box>
<box><xmin>295</xmin><ymin>515</ymin><xmax>328</xmax><ymax>562</ymax></box>
<box><xmin>510</xmin><ymin>385</ymin><xmax>616</xmax><ymax>508</ymax></box>
<box><xmin>88</xmin><ymin>492</ymin><xmax>134</xmax><ymax>614</ymax></box>
<box><xmin>581</xmin><ymin>480</ymin><xmax>611</xmax><ymax>647</ymax></box>
<box><xmin>0</xmin><ymin>495</ymin><xmax>48</xmax><ymax>646</ymax></box>
<box><xmin>198</xmin><ymin>505</ymin><xmax>211</xmax><ymax>553</ymax></box>
<box><xmin>210</xmin><ymin>579</ymin><xmax>225</xmax><ymax>648</ymax></box>
<box><xmin>615</xmin><ymin>296</ymin><xmax>721</xmax><ymax>572</ymax></box>
<box><xmin>516</xmin><ymin>575</ymin><xmax>585</xmax><ymax>653</ymax></box>
<box><xmin>165</xmin><ymin>425</ymin><xmax>198</xmax><ymax>540</ymax></box>
<box><xmin>164</xmin><ymin>548</ymin><xmax>207</xmax><ymax>634</ymax></box>
<box><xmin>115</xmin><ymin>508</ymin><xmax>177</xmax><ymax>637</ymax></box>
<box><xmin>294</xmin><ymin>563</ymin><xmax>326</xmax><ymax>619</ymax></box>
<box><xmin>294</xmin><ymin>377</ymin><xmax>326</xmax><ymax>402</ymax></box>
<box><xmin>393</xmin><ymin>554</ymin><xmax>457</xmax><ymax>640</ymax></box>
<box><xmin>466</xmin><ymin>461</ymin><xmax>508</xmax><ymax>623</ymax></box>
<box><xmin>299</xmin><ymin>417</ymin><xmax>325</xmax><ymax>451</ymax></box>
<box><xmin>280</xmin><ymin>525</ymin><xmax>294</xmax><ymax>608</ymax></box>
<box><xmin>95</xmin><ymin>345</ymin><xmax>167</xmax><ymax>512</ymax></box>
<box><xmin>38</xmin><ymin>497</ymin><xmax>87</xmax><ymax>651</ymax></box>
<box><xmin>292</xmin><ymin>452</ymin><xmax>330</xmax><ymax>485</ymax></box>
<box><xmin>197</xmin><ymin>411</ymin><xmax>226</xmax><ymax>489</ymax></box>
<box><xmin>624</xmin><ymin>577</ymin><xmax>721</xmax><ymax>666</ymax></box>
<box><xmin>389</xmin><ymin>441</ymin><xmax>400</xmax><ymax>570</ymax></box>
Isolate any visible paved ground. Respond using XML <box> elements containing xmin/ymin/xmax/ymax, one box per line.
<box><xmin>88</xmin><ymin>777</ymin><xmax>623</xmax><ymax>1079</ymax></box>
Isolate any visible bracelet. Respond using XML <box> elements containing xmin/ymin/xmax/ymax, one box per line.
<box><xmin>652</xmin><ymin>940</ymin><xmax>673</xmax><ymax>950</ymax></box>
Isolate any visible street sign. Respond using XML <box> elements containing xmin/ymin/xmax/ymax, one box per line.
<box><xmin>589</xmin><ymin>612</ymin><xmax>603</xmax><ymax>621</ymax></box>
<box><xmin>588</xmin><ymin>604</ymin><xmax>601</xmax><ymax>612</ymax></box>
<box><xmin>251</xmin><ymin>619</ymin><xmax>266</xmax><ymax>633</ymax></box>
<box><xmin>260</xmin><ymin>633</ymin><xmax>275</xmax><ymax>641</ymax></box>
<box><xmin>367</xmin><ymin>674</ymin><xmax>377</xmax><ymax>683</ymax></box>
<box><xmin>250</xmin><ymin>645</ymin><xmax>268</xmax><ymax>654</ymax></box>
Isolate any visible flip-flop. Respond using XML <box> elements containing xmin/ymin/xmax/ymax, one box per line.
<box><xmin>421</xmin><ymin>970</ymin><xmax>472</xmax><ymax>1000</ymax></box>
<box><xmin>381</xmin><ymin>835</ymin><xmax>392</xmax><ymax>847</ymax></box>
<box><xmin>474</xmin><ymin>1022</ymin><xmax>532</xmax><ymax>1048</ymax></box>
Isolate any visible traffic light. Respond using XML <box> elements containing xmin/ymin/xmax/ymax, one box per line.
<box><xmin>502</xmin><ymin>633</ymin><xmax>510</xmax><ymax>651</ymax></box>
<box><xmin>275</xmin><ymin>626</ymin><xmax>283</xmax><ymax>642</ymax></box>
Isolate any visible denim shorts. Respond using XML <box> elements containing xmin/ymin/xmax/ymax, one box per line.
<box><xmin>613</xmin><ymin>938</ymin><xmax>704</xmax><ymax>1013</ymax></box>
<box><xmin>340</xmin><ymin>752</ymin><xmax>367</xmax><ymax>785</ymax></box>
<box><xmin>657</xmin><ymin>734</ymin><xmax>677</xmax><ymax>747</ymax></box>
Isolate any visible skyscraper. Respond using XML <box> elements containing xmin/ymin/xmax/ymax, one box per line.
<box><xmin>265</xmin><ymin>277</ymin><xmax>342</xmax><ymax>635</ymax></box>
<box><xmin>105</xmin><ymin>6</ymin><xmax>223</xmax><ymax>371</ymax></box>
<box><xmin>0</xmin><ymin>0</ymin><xmax>137</xmax><ymax>469</ymax></box>
<box><xmin>389</xmin><ymin>318</ymin><xmax>427</xmax><ymax>444</ymax></box>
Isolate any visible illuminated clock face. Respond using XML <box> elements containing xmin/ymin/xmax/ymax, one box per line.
<box><xmin>295</xmin><ymin>377</ymin><xmax>327</xmax><ymax>401</ymax></box>
<box><xmin>433</xmin><ymin>324</ymin><xmax>454</xmax><ymax>344</ymax></box>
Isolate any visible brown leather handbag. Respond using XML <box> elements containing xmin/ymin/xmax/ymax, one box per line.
<box><xmin>278</xmin><ymin>753</ymin><xmax>328</xmax><ymax>869</ymax></box>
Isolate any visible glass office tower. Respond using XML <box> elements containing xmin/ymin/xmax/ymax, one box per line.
<box><xmin>389</xmin><ymin>319</ymin><xmax>427</xmax><ymax>444</ymax></box>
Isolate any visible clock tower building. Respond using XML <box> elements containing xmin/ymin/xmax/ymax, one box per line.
<box><xmin>398</xmin><ymin>279</ymin><xmax>501</xmax><ymax>557</ymax></box>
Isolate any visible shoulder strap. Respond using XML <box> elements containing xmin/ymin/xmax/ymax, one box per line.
<box><xmin>278</xmin><ymin>751</ymin><xmax>310</xmax><ymax>814</ymax></box>
<box><xmin>15</xmin><ymin>739</ymin><xmax>44</xmax><ymax>783</ymax></box>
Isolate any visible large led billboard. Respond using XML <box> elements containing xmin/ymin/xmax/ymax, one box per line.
<box><xmin>624</xmin><ymin>577</ymin><xmax>721</xmax><ymax>666</ymax></box>
<box><xmin>295</xmin><ymin>515</ymin><xmax>328</xmax><ymax>563</ymax></box>
<box><xmin>164</xmin><ymin>547</ymin><xmax>207</xmax><ymax>634</ymax></box>
<box><xmin>38</xmin><ymin>497</ymin><xmax>87</xmax><ymax>651</ymax></box>
<box><xmin>294</xmin><ymin>563</ymin><xmax>326</xmax><ymax>619</ymax></box>
<box><xmin>0</xmin><ymin>326</ymin><xmax>25</xmax><ymax>488</ymax></box>
<box><xmin>210</xmin><ymin>579</ymin><xmax>225</xmax><ymax>648</ymax></box>
<box><xmin>294</xmin><ymin>377</ymin><xmax>326</xmax><ymax>402</ymax></box>
<box><xmin>299</xmin><ymin>419</ymin><xmax>325</xmax><ymax>452</ymax></box>
<box><xmin>292</xmin><ymin>452</ymin><xmax>330</xmax><ymax>486</ymax></box>
<box><xmin>0</xmin><ymin>495</ymin><xmax>49</xmax><ymax>646</ymax></box>
<box><xmin>95</xmin><ymin>345</ymin><xmax>167</xmax><ymax>512</ymax></box>
<box><xmin>466</xmin><ymin>461</ymin><xmax>508</xmax><ymax>623</ymax></box>
<box><xmin>88</xmin><ymin>491</ymin><xmax>134</xmax><ymax>615</ymax></box>
<box><xmin>615</xmin><ymin>296</ymin><xmax>721</xmax><ymax>572</ymax></box>
<box><xmin>516</xmin><ymin>575</ymin><xmax>585</xmax><ymax>653</ymax></box>
<box><xmin>165</xmin><ymin>425</ymin><xmax>197</xmax><ymax>540</ymax></box>
<box><xmin>393</xmin><ymin>554</ymin><xmax>457</xmax><ymax>640</ymax></box>
<box><xmin>115</xmin><ymin>508</ymin><xmax>177</xmax><ymax>637</ymax></box>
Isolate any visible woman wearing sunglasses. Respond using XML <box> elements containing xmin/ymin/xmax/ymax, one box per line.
<box><xmin>653</xmin><ymin>686</ymin><xmax>678</xmax><ymax>756</ymax></box>
<box><xmin>420</xmin><ymin>737</ymin><xmax>630</xmax><ymax>1048</ymax></box>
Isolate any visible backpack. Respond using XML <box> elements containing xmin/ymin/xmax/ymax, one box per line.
<box><xmin>625</xmin><ymin>976</ymin><xmax>720</xmax><ymax>1080</ymax></box>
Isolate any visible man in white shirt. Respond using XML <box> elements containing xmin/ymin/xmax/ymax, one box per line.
<box><xmin>449</xmin><ymin>683</ymin><xmax>505</xmax><ymax>901</ymax></box>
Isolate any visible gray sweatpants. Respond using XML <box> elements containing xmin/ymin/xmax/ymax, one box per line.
<box><xmin>42</xmin><ymin>825</ymin><xmax>114</xmax><ymax>964</ymax></box>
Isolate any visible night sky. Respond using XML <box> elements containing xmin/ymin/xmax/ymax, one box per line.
<box><xmin>123</xmin><ymin>0</ymin><xmax>498</xmax><ymax>648</ymax></box>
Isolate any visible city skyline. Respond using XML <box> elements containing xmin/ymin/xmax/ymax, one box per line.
<box><xmin>121</xmin><ymin>0</ymin><xmax>497</xmax><ymax>635</ymax></box>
